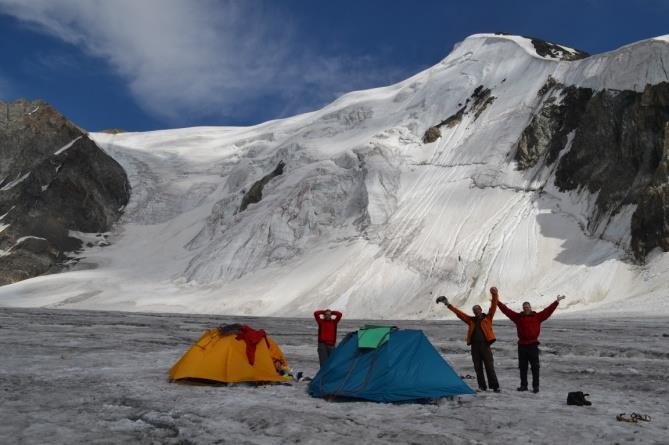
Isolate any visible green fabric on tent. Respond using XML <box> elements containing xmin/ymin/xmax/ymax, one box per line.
<box><xmin>357</xmin><ymin>326</ymin><xmax>393</xmax><ymax>349</ymax></box>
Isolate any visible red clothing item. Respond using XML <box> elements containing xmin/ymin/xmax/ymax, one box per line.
<box><xmin>235</xmin><ymin>325</ymin><xmax>269</xmax><ymax>365</ymax></box>
<box><xmin>498</xmin><ymin>301</ymin><xmax>558</xmax><ymax>345</ymax></box>
<box><xmin>314</xmin><ymin>310</ymin><xmax>342</xmax><ymax>346</ymax></box>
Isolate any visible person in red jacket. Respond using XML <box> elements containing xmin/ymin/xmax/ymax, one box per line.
<box><xmin>437</xmin><ymin>286</ymin><xmax>500</xmax><ymax>392</ymax></box>
<box><xmin>498</xmin><ymin>293</ymin><xmax>566</xmax><ymax>393</ymax></box>
<box><xmin>314</xmin><ymin>308</ymin><xmax>342</xmax><ymax>366</ymax></box>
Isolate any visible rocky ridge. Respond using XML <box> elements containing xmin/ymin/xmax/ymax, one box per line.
<box><xmin>515</xmin><ymin>79</ymin><xmax>669</xmax><ymax>260</ymax></box>
<box><xmin>0</xmin><ymin>100</ymin><xmax>130</xmax><ymax>284</ymax></box>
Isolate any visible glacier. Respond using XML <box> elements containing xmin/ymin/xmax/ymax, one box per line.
<box><xmin>1</xmin><ymin>33</ymin><xmax>668</xmax><ymax>318</ymax></box>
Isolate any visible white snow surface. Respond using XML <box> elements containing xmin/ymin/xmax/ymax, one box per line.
<box><xmin>1</xmin><ymin>308</ymin><xmax>667</xmax><ymax>444</ymax></box>
<box><xmin>2</xmin><ymin>33</ymin><xmax>669</xmax><ymax>318</ymax></box>
<box><xmin>0</xmin><ymin>206</ymin><xmax>14</xmax><ymax>221</ymax></box>
<box><xmin>15</xmin><ymin>236</ymin><xmax>47</xmax><ymax>245</ymax></box>
<box><xmin>53</xmin><ymin>136</ymin><xmax>83</xmax><ymax>155</ymax></box>
<box><xmin>0</xmin><ymin>172</ymin><xmax>30</xmax><ymax>191</ymax></box>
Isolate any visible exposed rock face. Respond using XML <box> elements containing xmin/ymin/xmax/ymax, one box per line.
<box><xmin>422</xmin><ymin>86</ymin><xmax>496</xmax><ymax>144</ymax></box>
<box><xmin>494</xmin><ymin>32</ymin><xmax>590</xmax><ymax>60</ymax></box>
<box><xmin>631</xmin><ymin>121</ymin><xmax>669</xmax><ymax>257</ymax></box>
<box><xmin>439</xmin><ymin>106</ymin><xmax>466</xmax><ymax>128</ymax></box>
<box><xmin>421</xmin><ymin>126</ymin><xmax>441</xmax><ymax>144</ymax></box>
<box><xmin>469</xmin><ymin>85</ymin><xmax>496</xmax><ymax>120</ymax></box>
<box><xmin>0</xmin><ymin>100</ymin><xmax>130</xmax><ymax>284</ymax></box>
<box><xmin>529</xmin><ymin>37</ymin><xmax>589</xmax><ymax>61</ymax></box>
<box><xmin>515</xmin><ymin>82</ymin><xmax>669</xmax><ymax>260</ymax></box>
<box><xmin>238</xmin><ymin>161</ymin><xmax>285</xmax><ymax>212</ymax></box>
<box><xmin>516</xmin><ymin>80</ymin><xmax>593</xmax><ymax>169</ymax></box>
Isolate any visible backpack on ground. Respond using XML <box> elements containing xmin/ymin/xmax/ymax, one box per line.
<box><xmin>567</xmin><ymin>391</ymin><xmax>591</xmax><ymax>406</ymax></box>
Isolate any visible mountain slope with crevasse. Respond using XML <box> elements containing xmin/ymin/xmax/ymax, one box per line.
<box><xmin>1</xmin><ymin>33</ymin><xmax>668</xmax><ymax>317</ymax></box>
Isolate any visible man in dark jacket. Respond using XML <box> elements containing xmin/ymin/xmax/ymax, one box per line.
<box><xmin>498</xmin><ymin>293</ymin><xmax>565</xmax><ymax>393</ymax></box>
<box><xmin>437</xmin><ymin>287</ymin><xmax>500</xmax><ymax>392</ymax></box>
<box><xmin>314</xmin><ymin>309</ymin><xmax>342</xmax><ymax>366</ymax></box>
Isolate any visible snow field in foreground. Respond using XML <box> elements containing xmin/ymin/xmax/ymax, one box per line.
<box><xmin>1</xmin><ymin>308</ymin><xmax>667</xmax><ymax>444</ymax></box>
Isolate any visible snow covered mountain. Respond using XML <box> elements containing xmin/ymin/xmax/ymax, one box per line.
<box><xmin>2</xmin><ymin>33</ymin><xmax>669</xmax><ymax>318</ymax></box>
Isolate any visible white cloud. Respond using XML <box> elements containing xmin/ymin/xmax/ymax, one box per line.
<box><xmin>0</xmin><ymin>0</ymin><xmax>412</xmax><ymax>124</ymax></box>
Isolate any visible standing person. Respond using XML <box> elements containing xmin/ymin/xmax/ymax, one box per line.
<box><xmin>314</xmin><ymin>308</ymin><xmax>342</xmax><ymax>366</ymax></box>
<box><xmin>497</xmin><ymin>293</ymin><xmax>566</xmax><ymax>393</ymax></box>
<box><xmin>436</xmin><ymin>287</ymin><xmax>500</xmax><ymax>392</ymax></box>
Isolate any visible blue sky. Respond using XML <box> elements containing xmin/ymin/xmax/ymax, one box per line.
<box><xmin>0</xmin><ymin>0</ymin><xmax>667</xmax><ymax>132</ymax></box>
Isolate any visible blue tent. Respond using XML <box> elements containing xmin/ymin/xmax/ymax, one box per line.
<box><xmin>308</xmin><ymin>328</ymin><xmax>474</xmax><ymax>402</ymax></box>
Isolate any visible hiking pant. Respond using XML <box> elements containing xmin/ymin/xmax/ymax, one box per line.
<box><xmin>318</xmin><ymin>342</ymin><xmax>334</xmax><ymax>367</ymax></box>
<box><xmin>518</xmin><ymin>344</ymin><xmax>540</xmax><ymax>389</ymax></box>
<box><xmin>471</xmin><ymin>342</ymin><xmax>499</xmax><ymax>390</ymax></box>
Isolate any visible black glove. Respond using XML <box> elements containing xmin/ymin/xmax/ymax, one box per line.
<box><xmin>436</xmin><ymin>296</ymin><xmax>449</xmax><ymax>305</ymax></box>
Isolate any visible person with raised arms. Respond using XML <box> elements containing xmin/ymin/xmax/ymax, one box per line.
<box><xmin>314</xmin><ymin>308</ymin><xmax>342</xmax><ymax>366</ymax></box>
<box><xmin>497</xmin><ymin>292</ymin><xmax>566</xmax><ymax>393</ymax></box>
<box><xmin>437</xmin><ymin>287</ymin><xmax>500</xmax><ymax>392</ymax></box>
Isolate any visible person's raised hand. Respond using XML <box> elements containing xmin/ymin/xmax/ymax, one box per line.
<box><xmin>556</xmin><ymin>295</ymin><xmax>566</xmax><ymax>302</ymax></box>
<box><xmin>435</xmin><ymin>296</ymin><xmax>449</xmax><ymax>305</ymax></box>
<box><xmin>490</xmin><ymin>287</ymin><xmax>499</xmax><ymax>297</ymax></box>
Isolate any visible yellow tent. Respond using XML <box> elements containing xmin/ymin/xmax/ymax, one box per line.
<box><xmin>169</xmin><ymin>326</ymin><xmax>289</xmax><ymax>383</ymax></box>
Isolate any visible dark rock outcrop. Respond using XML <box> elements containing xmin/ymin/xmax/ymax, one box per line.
<box><xmin>494</xmin><ymin>32</ymin><xmax>590</xmax><ymax>60</ymax></box>
<box><xmin>0</xmin><ymin>99</ymin><xmax>130</xmax><ymax>285</ymax></box>
<box><xmin>422</xmin><ymin>126</ymin><xmax>441</xmax><ymax>144</ymax></box>
<box><xmin>529</xmin><ymin>37</ymin><xmax>589</xmax><ymax>61</ymax></box>
<box><xmin>515</xmin><ymin>82</ymin><xmax>669</xmax><ymax>260</ymax></box>
<box><xmin>238</xmin><ymin>161</ymin><xmax>285</xmax><ymax>212</ymax></box>
<box><xmin>537</xmin><ymin>75</ymin><xmax>559</xmax><ymax>97</ymax></box>
<box><xmin>422</xmin><ymin>87</ymin><xmax>495</xmax><ymax>144</ymax></box>
<box><xmin>631</xmin><ymin>121</ymin><xmax>669</xmax><ymax>258</ymax></box>
<box><xmin>516</xmin><ymin>81</ymin><xmax>593</xmax><ymax>169</ymax></box>
<box><xmin>438</xmin><ymin>106</ymin><xmax>466</xmax><ymax>128</ymax></box>
<box><xmin>469</xmin><ymin>86</ymin><xmax>496</xmax><ymax>120</ymax></box>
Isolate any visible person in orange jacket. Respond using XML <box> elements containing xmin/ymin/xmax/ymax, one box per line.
<box><xmin>314</xmin><ymin>308</ymin><xmax>342</xmax><ymax>366</ymax></box>
<box><xmin>437</xmin><ymin>287</ymin><xmax>500</xmax><ymax>392</ymax></box>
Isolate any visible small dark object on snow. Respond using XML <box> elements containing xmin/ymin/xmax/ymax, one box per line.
<box><xmin>630</xmin><ymin>412</ymin><xmax>651</xmax><ymax>422</ymax></box>
<box><xmin>616</xmin><ymin>412</ymin><xmax>651</xmax><ymax>423</ymax></box>
<box><xmin>567</xmin><ymin>391</ymin><xmax>591</xmax><ymax>406</ymax></box>
<box><xmin>616</xmin><ymin>413</ymin><xmax>637</xmax><ymax>423</ymax></box>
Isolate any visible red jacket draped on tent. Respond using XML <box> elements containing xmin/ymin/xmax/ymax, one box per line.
<box><xmin>235</xmin><ymin>325</ymin><xmax>269</xmax><ymax>365</ymax></box>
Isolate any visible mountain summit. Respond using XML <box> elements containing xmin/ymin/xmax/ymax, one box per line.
<box><xmin>1</xmin><ymin>34</ymin><xmax>668</xmax><ymax>317</ymax></box>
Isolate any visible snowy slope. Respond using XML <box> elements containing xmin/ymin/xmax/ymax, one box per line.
<box><xmin>2</xmin><ymin>33</ymin><xmax>669</xmax><ymax>317</ymax></box>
